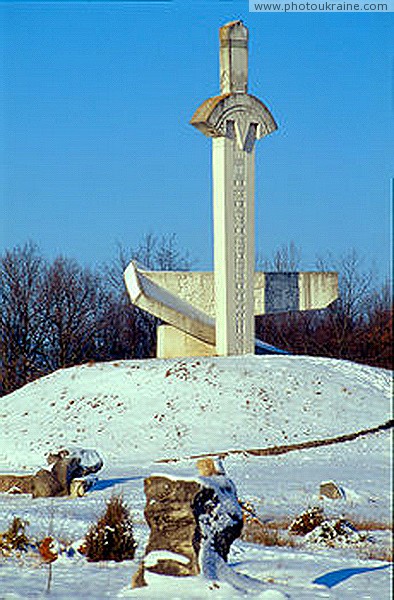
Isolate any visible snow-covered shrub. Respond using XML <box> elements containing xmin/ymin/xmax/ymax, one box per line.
<box><xmin>288</xmin><ymin>506</ymin><xmax>324</xmax><ymax>535</ymax></box>
<box><xmin>305</xmin><ymin>518</ymin><xmax>368</xmax><ymax>546</ymax></box>
<box><xmin>84</xmin><ymin>495</ymin><xmax>136</xmax><ymax>562</ymax></box>
<box><xmin>0</xmin><ymin>517</ymin><xmax>30</xmax><ymax>555</ymax></box>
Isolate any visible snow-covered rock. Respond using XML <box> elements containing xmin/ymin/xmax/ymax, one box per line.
<box><xmin>319</xmin><ymin>480</ymin><xmax>345</xmax><ymax>500</ymax></box>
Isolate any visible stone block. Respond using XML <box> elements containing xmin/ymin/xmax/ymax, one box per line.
<box><xmin>157</xmin><ymin>325</ymin><xmax>216</xmax><ymax>359</ymax></box>
<box><xmin>133</xmin><ymin>462</ymin><xmax>243</xmax><ymax>588</ymax></box>
<box><xmin>127</xmin><ymin>265</ymin><xmax>338</xmax><ymax>320</ymax></box>
<box><xmin>319</xmin><ymin>481</ymin><xmax>345</xmax><ymax>500</ymax></box>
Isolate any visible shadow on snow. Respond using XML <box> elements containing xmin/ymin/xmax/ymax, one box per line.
<box><xmin>313</xmin><ymin>564</ymin><xmax>392</xmax><ymax>588</ymax></box>
<box><xmin>90</xmin><ymin>476</ymin><xmax>143</xmax><ymax>492</ymax></box>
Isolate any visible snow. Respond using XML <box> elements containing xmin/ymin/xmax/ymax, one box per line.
<box><xmin>120</xmin><ymin>570</ymin><xmax>289</xmax><ymax>599</ymax></box>
<box><xmin>0</xmin><ymin>355</ymin><xmax>391</xmax><ymax>471</ymax></box>
<box><xmin>192</xmin><ymin>472</ymin><xmax>243</xmax><ymax>581</ymax></box>
<box><xmin>144</xmin><ymin>550</ymin><xmax>191</xmax><ymax>567</ymax></box>
<box><xmin>0</xmin><ymin>356</ymin><xmax>392</xmax><ymax>598</ymax></box>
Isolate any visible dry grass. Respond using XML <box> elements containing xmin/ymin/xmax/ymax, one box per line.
<box><xmin>240</xmin><ymin>510</ymin><xmax>393</xmax><ymax>562</ymax></box>
<box><xmin>358</xmin><ymin>546</ymin><xmax>393</xmax><ymax>562</ymax></box>
<box><xmin>240</xmin><ymin>503</ymin><xmax>296</xmax><ymax>548</ymax></box>
<box><xmin>350</xmin><ymin>519</ymin><xmax>393</xmax><ymax>532</ymax></box>
<box><xmin>241</xmin><ymin>516</ymin><xmax>298</xmax><ymax>548</ymax></box>
<box><xmin>263</xmin><ymin>517</ymin><xmax>293</xmax><ymax>530</ymax></box>
<box><xmin>241</xmin><ymin>516</ymin><xmax>393</xmax><ymax>563</ymax></box>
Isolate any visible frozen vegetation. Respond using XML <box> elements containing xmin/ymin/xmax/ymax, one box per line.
<box><xmin>0</xmin><ymin>355</ymin><xmax>392</xmax><ymax>598</ymax></box>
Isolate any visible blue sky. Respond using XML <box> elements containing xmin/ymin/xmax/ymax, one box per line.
<box><xmin>1</xmin><ymin>1</ymin><xmax>393</xmax><ymax>277</ymax></box>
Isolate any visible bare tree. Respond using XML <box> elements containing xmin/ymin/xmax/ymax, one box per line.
<box><xmin>94</xmin><ymin>278</ymin><xmax>157</xmax><ymax>361</ymax></box>
<box><xmin>118</xmin><ymin>232</ymin><xmax>195</xmax><ymax>271</ymax></box>
<box><xmin>41</xmin><ymin>257</ymin><xmax>99</xmax><ymax>370</ymax></box>
<box><xmin>1</xmin><ymin>242</ymin><xmax>47</xmax><ymax>393</ymax></box>
<box><xmin>316</xmin><ymin>249</ymin><xmax>375</xmax><ymax>321</ymax></box>
<box><xmin>256</xmin><ymin>241</ymin><xmax>302</xmax><ymax>272</ymax></box>
<box><xmin>100</xmin><ymin>232</ymin><xmax>196</xmax><ymax>359</ymax></box>
<box><xmin>153</xmin><ymin>233</ymin><xmax>193</xmax><ymax>271</ymax></box>
<box><xmin>256</xmin><ymin>248</ymin><xmax>392</xmax><ymax>368</ymax></box>
<box><xmin>359</xmin><ymin>279</ymin><xmax>393</xmax><ymax>368</ymax></box>
<box><xmin>130</xmin><ymin>233</ymin><xmax>159</xmax><ymax>270</ymax></box>
<box><xmin>313</xmin><ymin>249</ymin><xmax>375</xmax><ymax>359</ymax></box>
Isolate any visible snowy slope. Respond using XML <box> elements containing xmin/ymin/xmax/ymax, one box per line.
<box><xmin>0</xmin><ymin>356</ymin><xmax>392</xmax><ymax>599</ymax></box>
<box><xmin>0</xmin><ymin>355</ymin><xmax>391</xmax><ymax>471</ymax></box>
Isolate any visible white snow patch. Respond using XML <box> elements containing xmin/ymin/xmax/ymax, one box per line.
<box><xmin>0</xmin><ymin>356</ymin><xmax>392</xmax><ymax>599</ymax></box>
<box><xmin>149</xmin><ymin>472</ymin><xmax>200</xmax><ymax>483</ymax></box>
<box><xmin>1</xmin><ymin>356</ymin><xmax>391</xmax><ymax>471</ymax></box>
<box><xmin>144</xmin><ymin>550</ymin><xmax>190</xmax><ymax>567</ymax></box>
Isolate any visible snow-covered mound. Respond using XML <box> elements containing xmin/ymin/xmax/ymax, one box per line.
<box><xmin>0</xmin><ymin>356</ymin><xmax>391</xmax><ymax>471</ymax></box>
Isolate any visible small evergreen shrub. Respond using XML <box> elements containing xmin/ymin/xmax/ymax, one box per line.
<box><xmin>0</xmin><ymin>517</ymin><xmax>30</xmax><ymax>555</ymax></box>
<box><xmin>84</xmin><ymin>495</ymin><xmax>136</xmax><ymax>562</ymax></box>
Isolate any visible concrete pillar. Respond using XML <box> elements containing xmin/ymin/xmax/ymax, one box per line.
<box><xmin>212</xmin><ymin>136</ymin><xmax>255</xmax><ymax>355</ymax></box>
<box><xmin>190</xmin><ymin>20</ymin><xmax>277</xmax><ymax>356</ymax></box>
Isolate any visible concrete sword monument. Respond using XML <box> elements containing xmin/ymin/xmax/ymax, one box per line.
<box><xmin>124</xmin><ymin>21</ymin><xmax>338</xmax><ymax>359</ymax></box>
<box><xmin>191</xmin><ymin>20</ymin><xmax>277</xmax><ymax>355</ymax></box>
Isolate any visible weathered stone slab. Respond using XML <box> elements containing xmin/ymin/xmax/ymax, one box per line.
<box><xmin>157</xmin><ymin>325</ymin><xmax>216</xmax><ymax>359</ymax></box>
<box><xmin>130</xmin><ymin>267</ymin><xmax>338</xmax><ymax>319</ymax></box>
<box><xmin>319</xmin><ymin>480</ymin><xmax>345</xmax><ymax>500</ymax></box>
<box><xmin>132</xmin><ymin>460</ymin><xmax>243</xmax><ymax>588</ymax></box>
<box><xmin>0</xmin><ymin>448</ymin><xmax>103</xmax><ymax>499</ymax></box>
<box><xmin>143</xmin><ymin>476</ymin><xmax>201</xmax><ymax>577</ymax></box>
<box><xmin>124</xmin><ymin>262</ymin><xmax>215</xmax><ymax>346</ymax></box>
<box><xmin>132</xmin><ymin>475</ymin><xmax>201</xmax><ymax>586</ymax></box>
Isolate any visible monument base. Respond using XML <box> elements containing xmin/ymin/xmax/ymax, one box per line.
<box><xmin>157</xmin><ymin>325</ymin><xmax>216</xmax><ymax>359</ymax></box>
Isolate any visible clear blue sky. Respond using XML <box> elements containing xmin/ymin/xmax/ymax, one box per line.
<box><xmin>1</xmin><ymin>1</ymin><xmax>393</xmax><ymax>277</ymax></box>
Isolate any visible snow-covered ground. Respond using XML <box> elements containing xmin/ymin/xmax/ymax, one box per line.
<box><xmin>0</xmin><ymin>356</ymin><xmax>392</xmax><ymax>598</ymax></box>
<box><xmin>0</xmin><ymin>355</ymin><xmax>391</xmax><ymax>470</ymax></box>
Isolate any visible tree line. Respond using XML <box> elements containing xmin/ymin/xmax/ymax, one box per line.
<box><xmin>1</xmin><ymin>239</ymin><xmax>392</xmax><ymax>396</ymax></box>
<box><xmin>0</xmin><ymin>235</ymin><xmax>192</xmax><ymax>396</ymax></box>
<box><xmin>256</xmin><ymin>245</ymin><xmax>392</xmax><ymax>370</ymax></box>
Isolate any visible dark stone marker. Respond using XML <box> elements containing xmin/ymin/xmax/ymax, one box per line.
<box><xmin>265</xmin><ymin>273</ymin><xmax>299</xmax><ymax>313</ymax></box>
